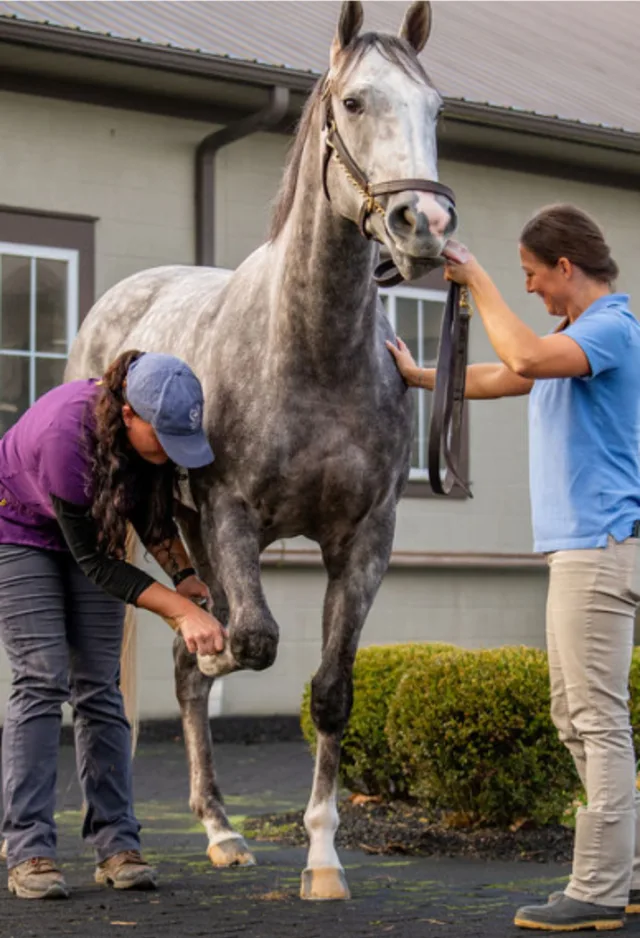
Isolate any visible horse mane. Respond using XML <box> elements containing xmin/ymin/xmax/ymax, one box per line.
<box><xmin>269</xmin><ymin>33</ymin><xmax>433</xmax><ymax>242</ymax></box>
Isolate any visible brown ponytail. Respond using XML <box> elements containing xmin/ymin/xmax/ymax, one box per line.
<box><xmin>91</xmin><ymin>349</ymin><xmax>178</xmax><ymax>558</ymax></box>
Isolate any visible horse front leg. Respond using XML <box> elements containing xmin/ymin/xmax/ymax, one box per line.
<box><xmin>173</xmin><ymin>502</ymin><xmax>256</xmax><ymax>868</ymax></box>
<box><xmin>301</xmin><ymin>508</ymin><xmax>395</xmax><ymax>901</ymax></box>
<box><xmin>192</xmin><ymin>491</ymin><xmax>280</xmax><ymax>680</ymax></box>
<box><xmin>174</xmin><ymin>639</ymin><xmax>256</xmax><ymax>868</ymax></box>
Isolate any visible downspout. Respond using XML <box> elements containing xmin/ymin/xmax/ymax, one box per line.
<box><xmin>195</xmin><ymin>85</ymin><xmax>291</xmax><ymax>266</ymax></box>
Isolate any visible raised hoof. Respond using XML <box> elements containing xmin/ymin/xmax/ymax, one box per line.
<box><xmin>300</xmin><ymin>867</ymin><xmax>351</xmax><ymax>901</ymax></box>
<box><xmin>207</xmin><ymin>838</ymin><xmax>256</xmax><ymax>868</ymax></box>
<box><xmin>197</xmin><ymin>648</ymin><xmax>238</xmax><ymax>678</ymax></box>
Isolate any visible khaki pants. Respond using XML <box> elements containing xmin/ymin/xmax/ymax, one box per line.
<box><xmin>547</xmin><ymin>536</ymin><xmax>640</xmax><ymax>908</ymax></box>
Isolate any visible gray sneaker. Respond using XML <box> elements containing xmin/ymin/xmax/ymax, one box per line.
<box><xmin>95</xmin><ymin>850</ymin><xmax>157</xmax><ymax>891</ymax></box>
<box><xmin>549</xmin><ymin>888</ymin><xmax>640</xmax><ymax>916</ymax></box>
<box><xmin>515</xmin><ymin>894</ymin><xmax>625</xmax><ymax>931</ymax></box>
<box><xmin>7</xmin><ymin>857</ymin><xmax>69</xmax><ymax>900</ymax></box>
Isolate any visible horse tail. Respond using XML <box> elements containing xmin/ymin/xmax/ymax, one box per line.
<box><xmin>121</xmin><ymin>524</ymin><xmax>139</xmax><ymax>754</ymax></box>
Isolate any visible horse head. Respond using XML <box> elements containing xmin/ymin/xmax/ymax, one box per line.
<box><xmin>322</xmin><ymin>0</ymin><xmax>456</xmax><ymax>281</ymax></box>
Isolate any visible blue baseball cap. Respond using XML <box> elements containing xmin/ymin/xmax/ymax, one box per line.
<box><xmin>125</xmin><ymin>353</ymin><xmax>215</xmax><ymax>469</ymax></box>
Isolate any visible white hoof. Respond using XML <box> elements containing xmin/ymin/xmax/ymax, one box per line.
<box><xmin>300</xmin><ymin>867</ymin><xmax>350</xmax><ymax>901</ymax></box>
<box><xmin>197</xmin><ymin>646</ymin><xmax>238</xmax><ymax>678</ymax></box>
<box><xmin>207</xmin><ymin>836</ymin><xmax>257</xmax><ymax>868</ymax></box>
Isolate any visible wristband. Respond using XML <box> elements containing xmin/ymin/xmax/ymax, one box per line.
<box><xmin>172</xmin><ymin>567</ymin><xmax>196</xmax><ymax>588</ymax></box>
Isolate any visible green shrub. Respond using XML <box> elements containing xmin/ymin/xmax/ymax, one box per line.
<box><xmin>300</xmin><ymin>642</ymin><xmax>456</xmax><ymax>796</ymax></box>
<box><xmin>386</xmin><ymin>646</ymin><xmax>581</xmax><ymax>827</ymax></box>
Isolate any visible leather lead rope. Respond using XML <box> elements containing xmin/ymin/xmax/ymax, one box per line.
<box><xmin>428</xmin><ymin>282</ymin><xmax>473</xmax><ymax>497</ymax></box>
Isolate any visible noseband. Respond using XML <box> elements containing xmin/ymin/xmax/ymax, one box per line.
<box><xmin>321</xmin><ymin>92</ymin><xmax>455</xmax><ymax>263</ymax></box>
<box><xmin>321</xmin><ymin>88</ymin><xmax>472</xmax><ymax>498</ymax></box>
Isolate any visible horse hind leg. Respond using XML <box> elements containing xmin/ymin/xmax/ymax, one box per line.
<box><xmin>301</xmin><ymin>509</ymin><xmax>395</xmax><ymax>900</ymax></box>
<box><xmin>173</xmin><ymin>503</ymin><xmax>255</xmax><ymax>868</ymax></box>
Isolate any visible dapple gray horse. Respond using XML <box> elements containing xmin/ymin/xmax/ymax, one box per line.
<box><xmin>65</xmin><ymin>0</ymin><xmax>457</xmax><ymax>900</ymax></box>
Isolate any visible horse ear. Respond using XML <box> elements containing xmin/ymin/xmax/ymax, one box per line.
<box><xmin>331</xmin><ymin>1</ymin><xmax>364</xmax><ymax>63</ymax></box>
<box><xmin>398</xmin><ymin>1</ymin><xmax>432</xmax><ymax>52</ymax></box>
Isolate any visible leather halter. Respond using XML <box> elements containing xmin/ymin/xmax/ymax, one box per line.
<box><xmin>320</xmin><ymin>93</ymin><xmax>455</xmax><ymax>257</ymax></box>
<box><xmin>320</xmin><ymin>88</ymin><xmax>472</xmax><ymax>498</ymax></box>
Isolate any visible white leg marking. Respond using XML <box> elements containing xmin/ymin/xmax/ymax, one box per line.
<box><xmin>304</xmin><ymin>793</ymin><xmax>342</xmax><ymax>871</ymax></box>
<box><xmin>203</xmin><ymin>821</ymin><xmax>245</xmax><ymax>849</ymax></box>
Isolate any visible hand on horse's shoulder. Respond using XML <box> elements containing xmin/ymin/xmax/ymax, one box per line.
<box><xmin>385</xmin><ymin>337</ymin><xmax>420</xmax><ymax>386</ymax></box>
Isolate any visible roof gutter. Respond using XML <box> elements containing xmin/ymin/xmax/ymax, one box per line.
<box><xmin>445</xmin><ymin>100</ymin><xmax>640</xmax><ymax>156</ymax></box>
<box><xmin>0</xmin><ymin>17</ymin><xmax>316</xmax><ymax>92</ymax></box>
<box><xmin>195</xmin><ymin>85</ymin><xmax>290</xmax><ymax>266</ymax></box>
<box><xmin>1</xmin><ymin>17</ymin><xmax>639</xmax><ymax>155</ymax></box>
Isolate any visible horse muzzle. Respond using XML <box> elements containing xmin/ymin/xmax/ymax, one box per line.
<box><xmin>384</xmin><ymin>190</ymin><xmax>457</xmax><ymax>258</ymax></box>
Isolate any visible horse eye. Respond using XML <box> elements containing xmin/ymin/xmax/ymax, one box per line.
<box><xmin>342</xmin><ymin>97</ymin><xmax>363</xmax><ymax>115</ymax></box>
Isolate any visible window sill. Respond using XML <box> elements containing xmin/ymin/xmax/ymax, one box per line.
<box><xmin>403</xmin><ymin>478</ymin><xmax>471</xmax><ymax>500</ymax></box>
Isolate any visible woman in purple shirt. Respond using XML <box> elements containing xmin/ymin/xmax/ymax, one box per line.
<box><xmin>0</xmin><ymin>349</ymin><xmax>224</xmax><ymax>900</ymax></box>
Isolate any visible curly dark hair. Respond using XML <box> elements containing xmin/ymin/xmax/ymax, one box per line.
<box><xmin>90</xmin><ymin>349</ymin><xmax>179</xmax><ymax>559</ymax></box>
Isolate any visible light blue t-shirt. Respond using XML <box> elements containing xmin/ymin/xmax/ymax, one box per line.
<box><xmin>528</xmin><ymin>293</ymin><xmax>640</xmax><ymax>553</ymax></box>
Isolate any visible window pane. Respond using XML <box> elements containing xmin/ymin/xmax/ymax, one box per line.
<box><xmin>0</xmin><ymin>354</ymin><xmax>29</xmax><ymax>435</ymax></box>
<box><xmin>36</xmin><ymin>259</ymin><xmax>67</xmax><ymax>353</ymax></box>
<box><xmin>396</xmin><ymin>297</ymin><xmax>419</xmax><ymax>362</ymax></box>
<box><xmin>36</xmin><ymin>357</ymin><xmax>66</xmax><ymax>401</ymax></box>
<box><xmin>422</xmin><ymin>300</ymin><xmax>443</xmax><ymax>365</ymax></box>
<box><xmin>1</xmin><ymin>254</ymin><xmax>30</xmax><ymax>352</ymax></box>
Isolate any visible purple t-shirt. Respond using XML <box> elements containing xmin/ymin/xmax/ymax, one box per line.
<box><xmin>0</xmin><ymin>380</ymin><xmax>99</xmax><ymax>551</ymax></box>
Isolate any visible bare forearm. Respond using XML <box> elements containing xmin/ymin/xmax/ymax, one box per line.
<box><xmin>468</xmin><ymin>268</ymin><xmax>543</xmax><ymax>373</ymax></box>
<box><xmin>406</xmin><ymin>363</ymin><xmax>532</xmax><ymax>399</ymax></box>
<box><xmin>136</xmin><ymin>581</ymin><xmax>190</xmax><ymax>628</ymax></box>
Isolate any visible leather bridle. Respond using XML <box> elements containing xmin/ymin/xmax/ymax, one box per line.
<box><xmin>321</xmin><ymin>90</ymin><xmax>455</xmax><ymax>260</ymax></box>
<box><xmin>321</xmin><ymin>86</ymin><xmax>473</xmax><ymax>498</ymax></box>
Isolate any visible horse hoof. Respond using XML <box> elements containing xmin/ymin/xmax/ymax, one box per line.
<box><xmin>207</xmin><ymin>837</ymin><xmax>256</xmax><ymax>868</ymax></box>
<box><xmin>197</xmin><ymin>649</ymin><xmax>238</xmax><ymax>678</ymax></box>
<box><xmin>0</xmin><ymin>840</ymin><xmax>6</xmax><ymax>862</ymax></box>
<box><xmin>300</xmin><ymin>867</ymin><xmax>351</xmax><ymax>901</ymax></box>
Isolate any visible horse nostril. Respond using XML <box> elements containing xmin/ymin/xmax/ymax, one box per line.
<box><xmin>387</xmin><ymin>203</ymin><xmax>417</xmax><ymax>237</ymax></box>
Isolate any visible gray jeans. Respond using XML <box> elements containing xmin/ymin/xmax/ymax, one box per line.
<box><xmin>547</xmin><ymin>536</ymin><xmax>640</xmax><ymax>908</ymax></box>
<box><xmin>0</xmin><ymin>544</ymin><xmax>140</xmax><ymax>868</ymax></box>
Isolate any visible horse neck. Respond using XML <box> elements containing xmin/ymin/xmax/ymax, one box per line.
<box><xmin>271</xmin><ymin>123</ymin><xmax>380</xmax><ymax>382</ymax></box>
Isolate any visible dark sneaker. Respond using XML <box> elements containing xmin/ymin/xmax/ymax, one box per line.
<box><xmin>515</xmin><ymin>894</ymin><xmax>625</xmax><ymax>931</ymax></box>
<box><xmin>549</xmin><ymin>889</ymin><xmax>640</xmax><ymax>916</ymax></box>
<box><xmin>7</xmin><ymin>857</ymin><xmax>69</xmax><ymax>900</ymax></box>
<box><xmin>95</xmin><ymin>850</ymin><xmax>157</xmax><ymax>891</ymax></box>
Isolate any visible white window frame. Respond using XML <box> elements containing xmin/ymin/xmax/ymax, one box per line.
<box><xmin>0</xmin><ymin>241</ymin><xmax>79</xmax><ymax>407</ymax></box>
<box><xmin>380</xmin><ymin>284</ymin><xmax>447</xmax><ymax>481</ymax></box>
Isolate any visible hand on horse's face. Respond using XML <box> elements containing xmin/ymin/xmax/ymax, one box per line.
<box><xmin>443</xmin><ymin>239</ymin><xmax>482</xmax><ymax>286</ymax></box>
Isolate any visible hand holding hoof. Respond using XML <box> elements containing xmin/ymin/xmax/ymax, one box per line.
<box><xmin>197</xmin><ymin>644</ymin><xmax>239</xmax><ymax>677</ymax></box>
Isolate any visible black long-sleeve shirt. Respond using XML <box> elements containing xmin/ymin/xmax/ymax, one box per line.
<box><xmin>50</xmin><ymin>494</ymin><xmax>156</xmax><ymax>605</ymax></box>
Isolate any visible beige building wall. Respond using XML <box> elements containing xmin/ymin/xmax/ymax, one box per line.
<box><xmin>0</xmin><ymin>90</ymin><xmax>210</xmax><ymax>295</ymax></box>
<box><xmin>1</xmin><ymin>91</ymin><xmax>639</xmax><ymax>719</ymax></box>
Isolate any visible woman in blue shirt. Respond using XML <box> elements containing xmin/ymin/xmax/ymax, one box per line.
<box><xmin>388</xmin><ymin>203</ymin><xmax>640</xmax><ymax>933</ymax></box>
